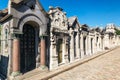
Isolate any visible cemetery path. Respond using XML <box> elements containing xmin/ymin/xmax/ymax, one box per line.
<box><xmin>50</xmin><ymin>47</ymin><xmax>120</xmax><ymax>80</ymax></box>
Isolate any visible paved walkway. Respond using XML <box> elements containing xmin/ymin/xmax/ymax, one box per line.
<box><xmin>13</xmin><ymin>47</ymin><xmax>119</xmax><ymax>80</ymax></box>
<box><xmin>50</xmin><ymin>47</ymin><xmax>120</xmax><ymax>80</ymax></box>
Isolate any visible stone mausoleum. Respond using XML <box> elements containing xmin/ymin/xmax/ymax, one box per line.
<box><xmin>0</xmin><ymin>0</ymin><xmax>120</xmax><ymax>79</ymax></box>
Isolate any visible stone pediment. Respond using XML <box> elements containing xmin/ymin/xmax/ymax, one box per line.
<box><xmin>11</xmin><ymin>0</ymin><xmax>23</xmax><ymax>4</ymax></box>
<box><xmin>9</xmin><ymin>0</ymin><xmax>47</xmax><ymax>17</ymax></box>
<box><xmin>11</xmin><ymin>0</ymin><xmax>32</xmax><ymax>4</ymax></box>
<box><xmin>81</xmin><ymin>24</ymin><xmax>89</xmax><ymax>32</ymax></box>
<box><xmin>48</xmin><ymin>6</ymin><xmax>68</xmax><ymax>30</ymax></box>
<box><xmin>52</xmin><ymin>27</ymin><xmax>68</xmax><ymax>34</ymax></box>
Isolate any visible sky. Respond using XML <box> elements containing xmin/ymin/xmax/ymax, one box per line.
<box><xmin>0</xmin><ymin>0</ymin><xmax>120</xmax><ymax>27</ymax></box>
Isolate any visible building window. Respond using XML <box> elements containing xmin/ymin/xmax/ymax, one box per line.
<box><xmin>5</xmin><ymin>29</ymin><xmax>8</xmax><ymax>45</ymax></box>
<box><xmin>4</xmin><ymin>27</ymin><xmax>9</xmax><ymax>53</ymax></box>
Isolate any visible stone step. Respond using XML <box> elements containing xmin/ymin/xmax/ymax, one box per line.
<box><xmin>14</xmin><ymin>68</ymin><xmax>48</xmax><ymax>80</ymax></box>
<box><xmin>0</xmin><ymin>73</ymin><xmax>6</xmax><ymax>80</ymax></box>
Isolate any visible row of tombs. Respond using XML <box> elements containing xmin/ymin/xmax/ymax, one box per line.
<box><xmin>0</xmin><ymin>0</ymin><xmax>120</xmax><ymax>79</ymax></box>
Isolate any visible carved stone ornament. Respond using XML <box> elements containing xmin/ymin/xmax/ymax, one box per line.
<box><xmin>69</xmin><ymin>28</ymin><xmax>74</xmax><ymax>36</ymax></box>
<box><xmin>50</xmin><ymin>33</ymin><xmax>56</xmax><ymax>45</ymax></box>
<box><xmin>11</xmin><ymin>0</ymin><xmax>23</xmax><ymax>4</ymax></box>
<box><xmin>49</xmin><ymin>7</ymin><xmax>68</xmax><ymax>30</ymax></box>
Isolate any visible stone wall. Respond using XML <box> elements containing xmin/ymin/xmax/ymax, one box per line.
<box><xmin>48</xmin><ymin>7</ymin><xmax>120</xmax><ymax>71</ymax></box>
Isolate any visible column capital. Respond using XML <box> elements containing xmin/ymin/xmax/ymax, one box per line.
<box><xmin>11</xmin><ymin>33</ymin><xmax>20</xmax><ymax>40</ymax></box>
<box><xmin>40</xmin><ymin>34</ymin><xmax>48</xmax><ymax>40</ymax></box>
<box><xmin>11</xmin><ymin>29</ymin><xmax>23</xmax><ymax>39</ymax></box>
<box><xmin>39</xmin><ymin>24</ymin><xmax>47</xmax><ymax>36</ymax></box>
<box><xmin>10</xmin><ymin>28</ymin><xmax>23</xmax><ymax>34</ymax></box>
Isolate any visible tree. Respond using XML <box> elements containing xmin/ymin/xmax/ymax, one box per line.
<box><xmin>115</xmin><ymin>28</ymin><xmax>120</xmax><ymax>35</ymax></box>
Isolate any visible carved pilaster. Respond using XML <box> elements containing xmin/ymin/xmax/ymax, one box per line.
<box><xmin>62</xmin><ymin>37</ymin><xmax>66</xmax><ymax>63</ymax></box>
<box><xmin>76</xmin><ymin>32</ymin><xmax>80</xmax><ymax>59</ymax></box>
<box><xmin>80</xmin><ymin>34</ymin><xmax>84</xmax><ymax>59</ymax></box>
<box><xmin>69</xmin><ymin>28</ymin><xmax>74</xmax><ymax>62</ymax></box>
<box><xmin>49</xmin><ymin>32</ymin><xmax>57</xmax><ymax>70</ymax></box>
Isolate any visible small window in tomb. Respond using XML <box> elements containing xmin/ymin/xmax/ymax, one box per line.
<box><xmin>5</xmin><ymin>28</ymin><xmax>8</xmax><ymax>53</ymax></box>
<box><xmin>55</xmin><ymin>19</ymin><xmax>59</xmax><ymax>26</ymax></box>
<box><xmin>66</xmin><ymin>44</ymin><xmax>68</xmax><ymax>52</ymax></box>
<box><xmin>63</xmin><ymin>22</ymin><xmax>65</xmax><ymax>26</ymax></box>
<box><xmin>5</xmin><ymin>29</ymin><xmax>8</xmax><ymax>39</ymax></box>
<box><xmin>30</xmin><ymin>5</ymin><xmax>35</xmax><ymax>10</ymax></box>
<box><xmin>97</xmin><ymin>37</ymin><xmax>98</xmax><ymax>42</ymax></box>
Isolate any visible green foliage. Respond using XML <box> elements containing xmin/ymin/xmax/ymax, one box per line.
<box><xmin>0</xmin><ymin>25</ymin><xmax>1</xmax><ymax>35</ymax></box>
<box><xmin>115</xmin><ymin>28</ymin><xmax>120</xmax><ymax>35</ymax></box>
<box><xmin>0</xmin><ymin>25</ymin><xmax>1</xmax><ymax>51</ymax></box>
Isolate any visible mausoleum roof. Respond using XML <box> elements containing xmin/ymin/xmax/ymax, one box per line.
<box><xmin>68</xmin><ymin>16</ymin><xmax>77</xmax><ymax>26</ymax></box>
<box><xmin>0</xmin><ymin>0</ymin><xmax>48</xmax><ymax>23</ymax></box>
<box><xmin>0</xmin><ymin>9</ymin><xmax>12</xmax><ymax>23</ymax></box>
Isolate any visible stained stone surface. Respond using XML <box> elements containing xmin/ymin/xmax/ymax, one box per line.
<box><xmin>50</xmin><ymin>47</ymin><xmax>120</xmax><ymax>80</ymax></box>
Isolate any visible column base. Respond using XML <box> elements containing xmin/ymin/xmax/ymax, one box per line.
<box><xmin>70</xmin><ymin>57</ymin><xmax>74</xmax><ymax>63</ymax></box>
<box><xmin>80</xmin><ymin>50</ymin><xmax>84</xmax><ymax>59</ymax></box>
<box><xmin>39</xmin><ymin>65</ymin><xmax>48</xmax><ymax>71</ymax></box>
<box><xmin>11</xmin><ymin>71</ymin><xmax>21</xmax><ymax>77</ymax></box>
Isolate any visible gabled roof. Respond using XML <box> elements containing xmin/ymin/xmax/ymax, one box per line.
<box><xmin>89</xmin><ymin>27</ymin><xmax>104</xmax><ymax>34</ymax></box>
<box><xmin>36</xmin><ymin>0</ymin><xmax>48</xmax><ymax>17</ymax></box>
<box><xmin>68</xmin><ymin>16</ymin><xmax>77</xmax><ymax>26</ymax></box>
<box><xmin>81</xmin><ymin>24</ymin><xmax>89</xmax><ymax>32</ymax></box>
<box><xmin>11</xmin><ymin>0</ymin><xmax>48</xmax><ymax>16</ymax></box>
<box><xmin>81</xmin><ymin>24</ymin><xmax>89</xmax><ymax>28</ymax></box>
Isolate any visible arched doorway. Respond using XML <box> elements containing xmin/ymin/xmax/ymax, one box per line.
<box><xmin>20</xmin><ymin>23</ymin><xmax>38</xmax><ymax>73</ymax></box>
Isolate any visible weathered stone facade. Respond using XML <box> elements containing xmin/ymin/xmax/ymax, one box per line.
<box><xmin>0</xmin><ymin>0</ymin><xmax>48</xmax><ymax>79</ymax></box>
<box><xmin>0</xmin><ymin>1</ymin><xmax>120</xmax><ymax>79</ymax></box>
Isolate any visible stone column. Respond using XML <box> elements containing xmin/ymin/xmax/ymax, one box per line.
<box><xmin>92</xmin><ymin>38</ymin><xmax>95</xmax><ymax>54</ymax></box>
<box><xmin>86</xmin><ymin>36</ymin><xmax>89</xmax><ymax>56</ymax></box>
<box><xmin>85</xmin><ymin>36</ymin><xmax>88</xmax><ymax>56</ymax></box>
<box><xmin>90</xmin><ymin>37</ymin><xmax>92</xmax><ymax>54</ymax></box>
<box><xmin>88</xmin><ymin>36</ymin><xmax>91</xmax><ymax>55</ymax></box>
<box><xmin>62</xmin><ymin>38</ymin><xmax>66</xmax><ymax>63</ymax></box>
<box><xmin>64</xmin><ymin>37</ymin><xmax>69</xmax><ymax>63</ymax></box>
<box><xmin>96</xmin><ymin>37</ymin><xmax>98</xmax><ymax>53</ymax></box>
<box><xmin>101</xmin><ymin>37</ymin><xmax>104</xmax><ymax>50</ymax></box>
<box><xmin>99</xmin><ymin>37</ymin><xmax>102</xmax><ymax>51</ymax></box>
<box><xmin>49</xmin><ymin>33</ymin><xmax>58</xmax><ymax>70</ymax></box>
<box><xmin>49</xmin><ymin>34</ymin><xmax>53</xmax><ymax>70</ymax></box>
<box><xmin>70</xmin><ymin>30</ymin><xmax>74</xmax><ymax>62</ymax></box>
<box><xmin>94</xmin><ymin>36</ymin><xmax>97</xmax><ymax>53</ymax></box>
<box><xmin>11</xmin><ymin>38</ymin><xmax>20</xmax><ymax>77</ymax></box>
<box><xmin>80</xmin><ymin>34</ymin><xmax>84</xmax><ymax>58</ymax></box>
<box><xmin>99</xmin><ymin>37</ymin><xmax>101</xmax><ymax>51</ymax></box>
<box><xmin>76</xmin><ymin>32</ymin><xmax>80</xmax><ymax>59</ymax></box>
<box><xmin>117</xmin><ymin>36</ymin><xmax>119</xmax><ymax>45</ymax></box>
<box><xmin>104</xmin><ymin>34</ymin><xmax>109</xmax><ymax>49</ymax></box>
<box><xmin>40</xmin><ymin>36</ymin><xmax>46</xmax><ymax>69</ymax></box>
